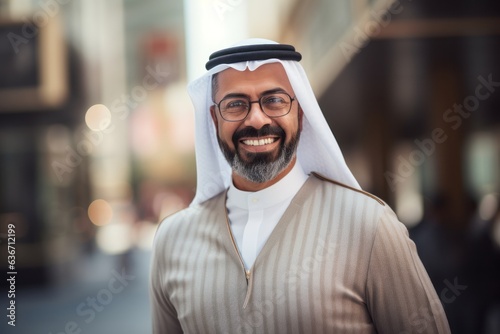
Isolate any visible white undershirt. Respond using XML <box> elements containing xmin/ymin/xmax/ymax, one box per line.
<box><xmin>226</xmin><ymin>161</ymin><xmax>309</xmax><ymax>269</ymax></box>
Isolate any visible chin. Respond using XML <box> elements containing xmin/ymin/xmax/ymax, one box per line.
<box><xmin>238</xmin><ymin>150</ymin><xmax>279</xmax><ymax>164</ymax></box>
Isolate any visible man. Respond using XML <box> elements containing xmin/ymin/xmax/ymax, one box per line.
<box><xmin>150</xmin><ymin>38</ymin><xmax>451</xmax><ymax>333</ymax></box>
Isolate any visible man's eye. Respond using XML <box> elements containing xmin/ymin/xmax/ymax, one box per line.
<box><xmin>225</xmin><ymin>100</ymin><xmax>248</xmax><ymax>109</ymax></box>
<box><xmin>263</xmin><ymin>95</ymin><xmax>288</xmax><ymax>108</ymax></box>
<box><xmin>263</xmin><ymin>96</ymin><xmax>285</xmax><ymax>104</ymax></box>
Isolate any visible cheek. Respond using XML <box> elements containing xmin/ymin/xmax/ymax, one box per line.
<box><xmin>282</xmin><ymin>120</ymin><xmax>299</xmax><ymax>138</ymax></box>
<box><xmin>218</xmin><ymin>123</ymin><xmax>238</xmax><ymax>144</ymax></box>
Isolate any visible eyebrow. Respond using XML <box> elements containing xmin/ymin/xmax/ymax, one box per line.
<box><xmin>219</xmin><ymin>87</ymin><xmax>291</xmax><ymax>101</ymax></box>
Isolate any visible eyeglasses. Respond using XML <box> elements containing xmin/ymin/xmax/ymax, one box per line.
<box><xmin>213</xmin><ymin>92</ymin><xmax>296</xmax><ymax>122</ymax></box>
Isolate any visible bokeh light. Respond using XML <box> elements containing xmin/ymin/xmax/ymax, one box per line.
<box><xmin>85</xmin><ymin>104</ymin><xmax>112</xmax><ymax>131</ymax></box>
<box><xmin>87</xmin><ymin>199</ymin><xmax>113</xmax><ymax>226</ymax></box>
<box><xmin>479</xmin><ymin>194</ymin><xmax>499</xmax><ymax>221</ymax></box>
<box><xmin>96</xmin><ymin>223</ymin><xmax>133</xmax><ymax>255</ymax></box>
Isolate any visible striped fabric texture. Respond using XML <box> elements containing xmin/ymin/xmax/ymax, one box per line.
<box><xmin>150</xmin><ymin>173</ymin><xmax>451</xmax><ymax>333</ymax></box>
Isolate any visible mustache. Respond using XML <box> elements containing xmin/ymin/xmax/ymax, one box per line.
<box><xmin>232</xmin><ymin>125</ymin><xmax>286</xmax><ymax>143</ymax></box>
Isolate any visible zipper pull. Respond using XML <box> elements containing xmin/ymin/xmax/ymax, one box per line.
<box><xmin>245</xmin><ymin>270</ymin><xmax>251</xmax><ymax>281</ymax></box>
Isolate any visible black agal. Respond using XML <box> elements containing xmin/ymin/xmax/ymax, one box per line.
<box><xmin>205</xmin><ymin>44</ymin><xmax>302</xmax><ymax>70</ymax></box>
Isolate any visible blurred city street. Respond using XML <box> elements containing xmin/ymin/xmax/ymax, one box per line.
<box><xmin>3</xmin><ymin>249</ymin><xmax>152</xmax><ymax>334</ymax></box>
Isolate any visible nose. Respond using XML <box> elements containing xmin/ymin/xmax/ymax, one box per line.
<box><xmin>243</xmin><ymin>101</ymin><xmax>272</xmax><ymax>129</ymax></box>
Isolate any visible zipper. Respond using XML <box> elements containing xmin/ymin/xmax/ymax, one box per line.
<box><xmin>224</xmin><ymin>204</ymin><xmax>253</xmax><ymax>309</ymax></box>
<box><xmin>243</xmin><ymin>269</ymin><xmax>253</xmax><ymax>308</ymax></box>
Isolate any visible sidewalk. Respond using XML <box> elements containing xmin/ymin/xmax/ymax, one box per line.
<box><xmin>4</xmin><ymin>249</ymin><xmax>152</xmax><ymax>334</ymax></box>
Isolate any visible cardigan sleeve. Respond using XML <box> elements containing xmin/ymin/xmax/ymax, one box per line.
<box><xmin>149</xmin><ymin>225</ymin><xmax>184</xmax><ymax>334</ymax></box>
<box><xmin>365</xmin><ymin>205</ymin><xmax>451</xmax><ymax>334</ymax></box>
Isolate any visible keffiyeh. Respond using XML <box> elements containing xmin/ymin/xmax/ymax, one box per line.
<box><xmin>187</xmin><ymin>38</ymin><xmax>360</xmax><ymax>205</ymax></box>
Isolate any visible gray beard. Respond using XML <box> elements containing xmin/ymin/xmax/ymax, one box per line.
<box><xmin>231</xmin><ymin>143</ymin><xmax>295</xmax><ymax>183</ymax></box>
<box><xmin>218</xmin><ymin>129</ymin><xmax>300</xmax><ymax>184</ymax></box>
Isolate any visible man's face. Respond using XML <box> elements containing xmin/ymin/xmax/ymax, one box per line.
<box><xmin>210</xmin><ymin>63</ymin><xmax>303</xmax><ymax>184</ymax></box>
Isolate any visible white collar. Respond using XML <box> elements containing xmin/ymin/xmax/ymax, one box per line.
<box><xmin>227</xmin><ymin>160</ymin><xmax>308</xmax><ymax>210</ymax></box>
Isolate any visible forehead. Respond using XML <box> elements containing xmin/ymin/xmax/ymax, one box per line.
<box><xmin>215</xmin><ymin>63</ymin><xmax>294</xmax><ymax>97</ymax></box>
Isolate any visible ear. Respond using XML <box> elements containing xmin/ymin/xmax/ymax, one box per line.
<box><xmin>298</xmin><ymin>105</ymin><xmax>304</xmax><ymax>132</ymax></box>
<box><xmin>210</xmin><ymin>105</ymin><xmax>219</xmax><ymax>133</ymax></box>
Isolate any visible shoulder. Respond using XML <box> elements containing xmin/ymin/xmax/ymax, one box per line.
<box><xmin>309</xmin><ymin>172</ymin><xmax>410</xmax><ymax>255</ymax></box>
<box><xmin>308</xmin><ymin>171</ymin><xmax>400</xmax><ymax>237</ymax></box>
<box><xmin>311</xmin><ymin>173</ymin><xmax>409</xmax><ymax>239</ymax></box>
<box><xmin>153</xmin><ymin>191</ymin><xmax>226</xmax><ymax>248</ymax></box>
<box><xmin>310</xmin><ymin>171</ymin><xmax>386</xmax><ymax>207</ymax></box>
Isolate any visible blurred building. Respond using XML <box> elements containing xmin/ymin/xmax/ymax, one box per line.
<box><xmin>250</xmin><ymin>0</ymin><xmax>500</xmax><ymax>333</ymax></box>
<box><xmin>0</xmin><ymin>0</ymin><xmax>190</xmax><ymax>286</ymax></box>
<box><xmin>0</xmin><ymin>1</ymin><xmax>191</xmax><ymax>333</ymax></box>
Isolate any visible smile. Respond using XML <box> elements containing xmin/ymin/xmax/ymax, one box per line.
<box><xmin>241</xmin><ymin>137</ymin><xmax>278</xmax><ymax>146</ymax></box>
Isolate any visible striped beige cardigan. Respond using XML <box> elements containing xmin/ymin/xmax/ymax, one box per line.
<box><xmin>150</xmin><ymin>173</ymin><xmax>450</xmax><ymax>333</ymax></box>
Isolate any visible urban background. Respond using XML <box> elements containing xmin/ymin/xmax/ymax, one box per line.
<box><xmin>0</xmin><ymin>0</ymin><xmax>499</xmax><ymax>333</ymax></box>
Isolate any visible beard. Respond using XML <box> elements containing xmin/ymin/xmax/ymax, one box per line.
<box><xmin>217</xmin><ymin>124</ymin><xmax>300</xmax><ymax>184</ymax></box>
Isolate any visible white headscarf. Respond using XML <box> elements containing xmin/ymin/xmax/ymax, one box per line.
<box><xmin>187</xmin><ymin>38</ymin><xmax>360</xmax><ymax>205</ymax></box>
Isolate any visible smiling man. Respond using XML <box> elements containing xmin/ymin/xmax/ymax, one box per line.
<box><xmin>150</xmin><ymin>39</ymin><xmax>451</xmax><ymax>333</ymax></box>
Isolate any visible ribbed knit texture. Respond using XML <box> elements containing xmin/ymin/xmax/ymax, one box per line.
<box><xmin>150</xmin><ymin>174</ymin><xmax>450</xmax><ymax>334</ymax></box>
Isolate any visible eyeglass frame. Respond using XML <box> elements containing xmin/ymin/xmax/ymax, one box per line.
<box><xmin>212</xmin><ymin>91</ymin><xmax>297</xmax><ymax>122</ymax></box>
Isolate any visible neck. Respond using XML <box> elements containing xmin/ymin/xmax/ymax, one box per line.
<box><xmin>232</xmin><ymin>157</ymin><xmax>297</xmax><ymax>192</ymax></box>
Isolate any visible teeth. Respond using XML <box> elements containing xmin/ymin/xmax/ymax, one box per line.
<box><xmin>243</xmin><ymin>138</ymin><xmax>276</xmax><ymax>146</ymax></box>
